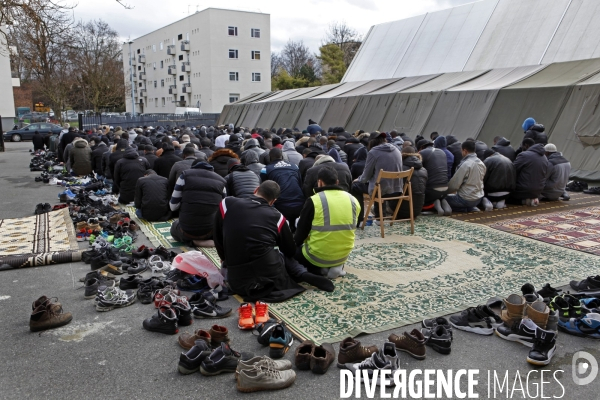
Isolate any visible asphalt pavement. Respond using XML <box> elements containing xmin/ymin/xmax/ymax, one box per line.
<box><xmin>0</xmin><ymin>141</ymin><xmax>598</xmax><ymax>399</ymax></box>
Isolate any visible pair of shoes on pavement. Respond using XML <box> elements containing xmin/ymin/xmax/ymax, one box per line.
<box><xmin>95</xmin><ymin>286</ymin><xmax>136</xmax><ymax>312</ymax></box>
<box><xmin>449</xmin><ymin>304</ymin><xmax>502</xmax><ymax>336</ymax></box>
<box><xmin>295</xmin><ymin>340</ymin><xmax>335</xmax><ymax>374</ymax></box>
<box><xmin>178</xmin><ymin>325</ymin><xmax>229</xmax><ymax>350</ymax></box>
<box><xmin>254</xmin><ymin>319</ymin><xmax>294</xmax><ymax>359</ymax></box>
<box><xmin>236</xmin><ymin>356</ymin><xmax>296</xmax><ymax>392</ymax></box>
<box><xmin>344</xmin><ymin>342</ymin><xmax>399</xmax><ymax>386</ymax></box>
<box><xmin>34</xmin><ymin>203</ymin><xmax>52</xmax><ymax>215</ymax></box>
<box><xmin>337</xmin><ymin>337</ymin><xmax>378</xmax><ymax>367</ymax></box>
<box><xmin>421</xmin><ymin>318</ymin><xmax>453</xmax><ymax>355</ymax></box>
<box><xmin>189</xmin><ymin>292</ymin><xmax>232</xmax><ymax>319</ymax></box>
<box><xmin>388</xmin><ymin>329</ymin><xmax>427</xmax><ymax>359</ymax></box>
<box><xmin>238</xmin><ymin>301</ymin><xmax>269</xmax><ymax>330</ymax></box>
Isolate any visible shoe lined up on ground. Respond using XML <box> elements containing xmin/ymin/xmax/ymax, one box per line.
<box><xmin>344</xmin><ymin>342</ymin><xmax>399</xmax><ymax>386</ymax></box>
<box><xmin>143</xmin><ymin>305</ymin><xmax>179</xmax><ymax>334</ymax></box>
<box><xmin>178</xmin><ymin>329</ymin><xmax>211</xmax><ymax>350</ymax></box>
<box><xmin>178</xmin><ymin>340</ymin><xmax>212</xmax><ymax>374</ymax></box>
<box><xmin>237</xmin><ymin>358</ymin><xmax>296</xmax><ymax>393</ymax></box>
<box><xmin>566</xmin><ymin>180</ymin><xmax>588</xmax><ymax>192</ymax></box>
<box><xmin>192</xmin><ymin>296</ymin><xmax>232</xmax><ymax>319</ymax></box>
<box><xmin>238</xmin><ymin>301</ymin><xmax>269</xmax><ymax>330</ymax></box>
<box><xmin>269</xmin><ymin>323</ymin><xmax>293</xmax><ymax>359</ymax></box>
<box><xmin>95</xmin><ymin>287</ymin><xmax>136</xmax><ymax>312</ymax></box>
<box><xmin>200</xmin><ymin>342</ymin><xmax>253</xmax><ymax>376</ymax></box>
<box><xmin>450</xmin><ymin>307</ymin><xmax>494</xmax><ymax>335</ymax></box>
<box><xmin>30</xmin><ymin>296</ymin><xmax>73</xmax><ymax>332</ymax></box>
<box><xmin>421</xmin><ymin>324</ymin><xmax>453</xmax><ymax>354</ymax></box>
<box><xmin>337</xmin><ymin>337</ymin><xmax>378</xmax><ymax>368</ymax></box>
<box><xmin>570</xmin><ymin>275</ymin><xmax>600</xmax><ymax>293</ymax></box>
<box><xmin>388</xmin><ymin>329</ymin><xmax>426</xmax><ymax>360</ymax></box>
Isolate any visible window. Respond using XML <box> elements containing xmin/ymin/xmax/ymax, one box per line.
<box><xmin>186</xmin><ymin>32</ymin><xmax>189</xmax><ymax>40</ymax></box>
<box><xmin>154</xmin><ymin>81</ymin><xmax>157</xmax><ymax>88</ymax></box>
<box><xmin>229</xmin><ymin>72</ymin><xmax>239</xmax><ymax>81</ymax></box>
<box><xmin>161</xmin><ymin>79</ymin><xmax>164</xmax><ymax>87</ymax></box>
<box><xmin>160</xmin><ymin>42</ymin><xmax>163</xmax><ymax>50</ymax></box>
<box><xmin>178</xmin><ymin>55</ymin><xmax>183</xmax><ymax>61</ymax></box>
<box><xmin>251</xmin><ymin>28</ymin><xmax>260</xmax><ymax>38</ymax></box>
<box><xmin>228</xmin><ymin>26</ymin><xmax>238</xmax><ymax>36</ymax></box>
<box><xmin>228</xmin><ymin>49</ymin><xmax>238</xmax><ymax>59</ymax></box>
<box><xmin>161</xmin><ymin>97</ymin><xmax>165</xmax><ymax>106</ymax></box>
<box><xmin>251</xmin><ymin>51</ymin><xmax>261</xmax><ymax>60</ymax></box>
<box><xmin>178</xmin><ymin>34</ymin><xmax>183</xmax><ymax>40</ymax></box>
<box><xmin>153</xmin><ymin>62</ymin><xmax>156</xmax><ymax>69</ymax></box>
<box><xmin>152</xmin><ymin>44</ymin><xmax>156</xmax><ymax>52</ymax></box>
<box><xmin>252</xmin><ymin>72</ymin><xmax>261</xmax><ymax>82</ymax></box>
<box><xmin>179</xmin><ymin>75</ymin><xmax>184</xmax><ymax>81</ymax></box>
<box><xmin>229</xmin><ymin>94</ymin><xmax>239</xmax><ymax>103</ymax></box>
<box><xmin>155</xmin><ymin>97</ymin><xmax>158</xmax><ymax>105</ymax></box>
<box><xmin>160</xmin><ymin>61</ymin><xmax>164</xmax><ymax>69</ymax></box>
<box><xmin>139</xmin><ymin>82</ymin><xmax>143</xmax><ymax>87</ymax></box>
<box><xmin>180</xmin><ymin>95</ymin><xmax>185</xmax><ymax>101</ymax></box>
<box><xmin>137</xmin><ymin>49</ymin><xmax>140</xmax><ymax>54</ymax></box>
<box><xmin>138</xmin><ymin>65</ymin><xmax>142</xmax><ymax>70</ymax></box>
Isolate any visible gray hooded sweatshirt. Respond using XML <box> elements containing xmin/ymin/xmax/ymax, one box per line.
<box><xmin>282</xmin><ymin>141</ymin><xmax>302</xmax><ymax>166</ymax></box>
<box><xmin>358</xmin><ymin>143</ymin><xmax>403</xmax><ymax>195</ymax></box>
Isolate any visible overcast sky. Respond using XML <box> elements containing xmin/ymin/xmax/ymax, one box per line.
<box><xmin>71</xmin><ymin>0</ymin><xmax>475</xmax><ymax>53</ymax></box>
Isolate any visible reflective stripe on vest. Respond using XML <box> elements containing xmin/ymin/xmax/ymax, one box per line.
<box><xmin>302</xmin><ymin>190</ymin><xmax>359</xmax><ymax>268</ymax></box>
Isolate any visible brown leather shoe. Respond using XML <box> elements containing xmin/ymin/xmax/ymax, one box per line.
<box><xmin>294</xmin><ymin>340</ymin><xmax>314</xmax><ymax>370</ymax></box>
<box><xmin>388</xmin><ymin>329</ymin><xmax>426</xmax><ymax>360</ymax></box>
<box><xmin>310</xmin><ymin>342</ymin><xmax>335</xmax><ymax>374</ymax></box>
<box><xmin>337</xmin><ymin>337</ymin><xmax>377</xmax><ymax>367</ymax></box>
<box><xmin>30</xmin><ymin>297</ymin><xmax>73</xmax><ymax>332</ymax></box>
<box><xmin>209</xmin><ymin>324</ymin><xmax>229</xmax><ymax>347</ymax></box>
<box><xmin>178</xmin><ymin>329</ymin><xmax>211</xmax><ymax>350</ymax></box>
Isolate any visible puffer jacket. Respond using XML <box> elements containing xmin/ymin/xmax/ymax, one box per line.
<box><xmin>91</xmin><ymin>142</ymin><xmax>109</xmax><ymax>175</ymax></box>
<box><xmin>134</xmin><ymin>173</ymin><xmax>171</xmax><ymax>222</ymax></box>
<box><xmin>343</xmin><ymin>138</ymin><xmax>363</xmax><ymax>168</ymax></box>
<box><xmin>153</xmin><ymin>149</ymin><xmax>182</xmax><ymax>179</ymax></box>
<box><xmin>492</xmin><ymin>137</ymin><xmax>516</xmax><ymax>161</ymax></box>
<box><xmin>298</xmin><ymin>151</ymin><xmax>319</xmax><ymax>181</ymax></box>
<box><xmin>329</xmin><ymin>143</ymin><xmax>348</xmax><ymax>164</ymax></box>
<box><xmin>242</xmin><ymin>138</ymin><xmax>265</xmax><ymax>158</ymax></box>
<box><xmin>241</xmin><ymin>150</ymin><xmax>265</xmax><ymax>179</ymax></box>
<box><xmin>433</xmin><ymin>136</ymin><xmax>454</xmax><ymax>180</ymax></box>
<box><xmin>225</xmin><ymin>164</ymin><xmax>261</xmax><ymax>198</ymax></box>
<box><xmin>70</xmin><ymin>139</ymin><xmax>93</xmax><ymax>176</ymax></box>
<box><xmin>513</xmin><ymin>144</ymin><xmax>548</xmax><ymax>199</ymax></box>
<box><xmin>302</xmin><ymin>156</ymin><xmax>352</xmax><ymax>198</ymax></box>
<box><xmin>395</xmin><ymin>153</ymin><xmax>428</xmax><ymax>219</ymax></box>
<box><xmin>209</xmin><ymin>149</ymin><xmax>239</xmax><ymax>178</ymax></box>
<box><xmin>168</xmin><ymin>156</ymin><xmax>196</xmax><ymax>194</ymax></box>
<box><xmin>420</xmin><ymin>147</ymin><xmax>449</xmax><ymax>189</ymax></box>
<box><xmin>483</xmin><ymin>153</ymin><xmax>516</xmax><ymax>194</ymax></box>
<box><xmin>113</xmin><ymin>147</ymin><xmax>150</xmax><ymax>204</ymax></box>
<box><xmin>261</xmin><ymin>160</ymin><xmax>305</xmax><ymax>209</ymax></box>
<box><xmin>282</xmin><ymin>141</ymin><xmax>302</xmax><ymax>166</ymax></box>
<box><xmin>524</xmin><ymin>124</ymin><xmax>548</xmax><ymax>145</ymax></box>
<box><xmin>542</xmin><ymin>152</ymin><xmax>571</xmax><ymax>200</ymax></box>
<box><xmin>359</xmin><ymin>143</ymin><xmax>404</xmax><ymax>195</ymax></box>
<box><xmin>446</xmin><ymin>135</ymin><xmax>463</xmax><ymax>174</ymax></box>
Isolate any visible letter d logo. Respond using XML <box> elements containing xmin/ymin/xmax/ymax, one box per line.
<box><xmin>572</xmin><ymin>351</ymin><xmax>598</xmax><ymax>386</ymax></box>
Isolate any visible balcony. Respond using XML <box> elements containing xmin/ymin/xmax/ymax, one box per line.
<box><xmin>182</xmin><ymin>83</ymin><xmax>191</xmax><ymax>93</ymax></box>
<box><xmin>169</xmin><ymin>85</ymin><xmax>177</xmax><ymax>95</ymax></box>
<box><xmin>140</xmin><ymin>89</ymin><xmax>147</xmax><ymax>97</ymax></box>
<box><xmin>181</xmin><ymin>41</ymin><xmax>190</xmax><ymax>51</ymax></box>
<box><xmin>138</xmin><ymin>54</ymin><xmax>146</xmax><ymax>63</ymax></box>
<box><xmin>181</xmin><ymin>62</ymin><xmax>191</xmax><ymax>73</ymax></box>
<box><xmin>132</xmin><ymin>73</ymin><xmax>137</xmax><ymax>80</ymax></box>
<box><xmin>167</xmin><ymin>45</ymin><xmax>176</xmax><ymax>55</ymax></box>
<box><xmin>139</xmin><ymin>72</ymin><xmax>146</xmax><ymax>80</ymax></box>
<box><xmin>168</xmin><ymin>65</ymin><xmax>177</xmax><ymax>75</ymax></box>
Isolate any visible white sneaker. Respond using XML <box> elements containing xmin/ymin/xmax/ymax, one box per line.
<box><xmin>495</xmin><ymin>200</ymin><xmax>506</xmax><ymax>209</ymax></box>
<box><xmin>433</xmin><ymin>199</ymin><xmax>444</xmax><ymax>215</ymax></box>
<box><xmin>482</xmin><ymin>197</ymin><xmax>493</xmax><ymax>212</ymax></box>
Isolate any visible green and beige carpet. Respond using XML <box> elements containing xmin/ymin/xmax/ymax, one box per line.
<box><xmin>126</xmin><ymin>208</ymin><xmax>600</xmax><ymax>345</ymax></box>
<box><xmin>126</xmin><ymin>207</ymin><xmax>185</xmax><ymax>249</ymax></box>
<box><xmin>0</xmin><ymin>208</ymin><xmax>81</xmax><ymax>269</ymax></box>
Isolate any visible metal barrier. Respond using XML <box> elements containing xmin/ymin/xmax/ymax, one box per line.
<box><xmin>78</xmin><ymin>113</ymin><xmax>220</xmax><ymax>131</ymax></box>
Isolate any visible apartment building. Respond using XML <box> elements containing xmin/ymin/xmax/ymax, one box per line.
<box><xmin>0</xmin><ymin>27</ymin><xmax>16</xmax><ymax>130</ymax></box>
<box><xmin>123</xmin><ymin>8</ymin><xmax>271</xmax><ymax>114</ymax></box>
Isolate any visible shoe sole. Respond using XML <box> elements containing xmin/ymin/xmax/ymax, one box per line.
<box><xmin>269</xmin><ymin>338</ymin><xmax>293</xmax><ymax>359</ymax></box>
<box><xmin>144</xmin><ymin>327</ymin><xmax>179</xmax><ymax>335</ymax></box>
<box><xmin>193</xmin><ymin>310</ymin><xmax>232</xmax><ymax>319</ymax></box>
<box><xmin>238</xmin><ymin>322</ymin><xmax>256</xmax><ymax>330</ymax></box>
<box><xmin>236</xmin><ymin>377</ymin><xmax>295</xmax><ymax>393</ymax></box>
<box><xmin>427</xmin><ymin>343</ymin><xmax>451</xmax><ymax>355</ymax></box>
<box><xmin>494</xmin><ymin>329</ymin><xmax>534</xmax><ymax>347</ymax></box>
<box><xmin>526</xmin><ymin>346</ymin><xmax>556</xmax><ymax>366</ymax></box>
<box><xmin>200</xmin><ymin>366</ymin><xmax>236</xmax><ymax>376</ymax></box>
<box><xmin>450</xmin><ymin>322</ymin><xmax>493</xmax><ymax>335</ymax></box>
<box><xmin>84</xmin><ymin>293</ymin><xmax>97</xmax><ymax>299</ymax></box>
<box><xmin>396</xmin><ymin>348</ymin><xmax>426</xmax><ymax>360</ymax></box>
<box><xmin>30</xmin><ymin>316</ymin><xmax>73</xmax><ymax>332</ymax></box>
<box><xmin>178</xmin><ymin>364</ymin><xmax>199</xmax><ymax>374</ymax></box>
<box><xmin>95</xmin><ymin>299</ymin><xmax>136</xmax><ymax>312</ymax></box>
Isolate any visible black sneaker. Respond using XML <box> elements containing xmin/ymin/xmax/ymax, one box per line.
<box><xmin>172</xmin><ymin>298</ymin><xmax>193</xmax><ymax>326</ymax></box>
<box><xmin>495</xmin><ymin>318</ymin><xmax>537</xmax><ymax>347</ymax></box>
<box><xmin>570</xmin><ymin>276</ymin><xmax>600</xmax><ymax>293</ymax></box>
<box><xmin>178</xmin><ymin>340</ymin><xmax>212</xmax><ymax>374</ymax></box>
<box><xmin>550</xmin><ymin>295</ymin><xmax>586</xmax><ymax>319</ymax></box>
<box><xmin>200</xmin><ymin>343</ymin><xmax>253</xmax><ymax>376</ymax></box>
<box><xmin>421</xmin><ymin>325</ymin><xmax>452</xmax><ymax>354</ymax></box>
<box><xmin>83</xmin><ymin>277</ymin><xmax>114</xmax><ymax>299</ymax></box>
<box><xmin>255</xmin><ymin>319</ymin><xmax>279</xmax><ymax>346</ymax></box>
<box><xmin>421</xmin><ymin>316</ymin><xmax>452</xmax><ymax>332</ymax></box>
<box><xmin>522</xmin><ymin>283</ymin><xmax>543</xmax><ymax>304</ymax></box>
<box><xmin>476</xmin><ymin>305</ymin><xmax>503</xmax><ymax>328</ymax></box>
<box><xmin>192</xmin><ymin>299</ymin><xmax>232</xmax><ymax>319</ymax></box>
<box><xmin>127</xmin><ymin>259</ymin><xmax>148</xmax><ymax>274</ymax></box>
<box><xmin>43</xmin><ymin>203</ymin><xmax>52</xmax><ymax>213</ymax></box>
<box><xmin>450</xmin><ymin>307</ymin><xmax>493</xmax><ymax>335</ymax></box>
<box><xmin>34</xmin><ymin>203</ymin><xmax>44</xmax><ymax>215</ymax></box>
<box><xmin>538</xmin><ymin>283</ymin><xmax>562</xmax><ymax>300</ymax></box>
<box><xmin>153</xmin><ymin>245</ymin><xmax>177</xmax><ymax>262</ymax></box>
<box><xmin>526</xmin><ymin>326</ymin><xmax>557</xmax><ymax>366</ymax></box>
<box><xmin>137</xmin><ymin>285</ymin><xmax>154</xmax><ymax>304</ymax></box>
<box><xmin>82</xmin><ymin>249</ymin><xmax>101</xmax><ymax>264</ymax></box>
<box><xmin>178</xmin><ymin>276</ymin><xmax>209</xmax><ymax>292</ymax></box>
<box><xmin>269</xmin><ymin>323</ymin><xmax>294</xmax><ymax>359</ymax></box>
<box><xmin>142</xmin><ymin>305</ymin><xmax>179</xmax><ymax>334</ymax></box>
<box><xmin>90</xmin><ymin>254</ymin><xmax>122</xmax><ymax>271</ymax></box>
<box><xmin>119</xmin><ymin>275</ymin><xmax>144</xmax><ymax>290</ymax></box>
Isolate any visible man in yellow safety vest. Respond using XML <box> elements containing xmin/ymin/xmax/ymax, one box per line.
<box><xmin>294</xmin><ymin>166</ymin><xmax>360</xmax><ymax>279</ymax></box>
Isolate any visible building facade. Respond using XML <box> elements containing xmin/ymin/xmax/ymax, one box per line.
<box><xmin>0</xmin><ymin>27</ymin><xmax>16</xmax><ymax>131</ymax></box>
<box><xmin>123</xmin><ymin>8</ymin><xmax>271</xmax><ymax>115</ymax></box>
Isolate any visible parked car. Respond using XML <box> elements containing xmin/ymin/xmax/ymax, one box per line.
<box><xmin>19</xmin><ymin>112</ymin><xmax>49</xmax><ymax>123</ymax></box>
<box><xmin>3</xmin><ymin>123</ymin><xmax>63</xmax><ymax>142</ymax></box>
<box><xmin>61</xmin><ymin>110</ymin><xmax>79</xmax><ymax>121</ymax></box>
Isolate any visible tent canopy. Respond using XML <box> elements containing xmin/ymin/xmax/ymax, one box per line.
<box><xmin>272</xmin><ymin>100</ymin><xmax>306</xmax><ymax>130</ymax></box>
<box><xmin>402</xmin><ymin>70</ymin><xmax>489</xmax><ymax>93</ymax></box>
<box><xmin>312</xmin><ymin>81</ymin><xmax>370</xmax><ymax>99</ymax></box>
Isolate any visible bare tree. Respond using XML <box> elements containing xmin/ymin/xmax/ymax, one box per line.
<box><xmin>72</xmin><ymin>20</ymin><xmax>126</xmax><ymax>111</ymax></box>
<box><xmin>280</xmin><ymin>40</ymin><xmax>316</xmax><ymax>78</ymax></box>
<box><xmin>323</xmin><ymin>21</ymin><xmax>362</xmax><ymax>67</ymax></box>
<box><xmin>271</xmin><ymin>51</ymin><xmax>282</xmax><ymax>78</ymax></box>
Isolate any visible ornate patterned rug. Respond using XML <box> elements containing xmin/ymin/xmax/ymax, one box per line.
<box><xmin>0</xmin><ymin>208</ymin><xmax>78</xmax><ymax>259</ymax></box>
<box><xmin>489</xmin><ymin>206</ymin><xmax>600</xmax><ymax>256</ymax></box>
<box><xmin>257</xmin><ymin>217</ymin><xmax>600</xmax><ymax>344</ymax></box>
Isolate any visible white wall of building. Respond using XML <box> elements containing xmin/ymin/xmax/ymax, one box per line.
<box><xmin>0</xmin><ymin>27</ymin><xmax>16</xmax><ymax>130</ymax></box>
<box><xmin>123</xmin><ymin>8</ymin><xmax>271</xmax><ymax>114</ymax></box>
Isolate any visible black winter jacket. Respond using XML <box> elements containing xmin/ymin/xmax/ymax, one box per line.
<box><xmin>492</xmin><ymin>138</ymin><xmax>516</xmax><ymax>161</ymax></box>
<box><xmin>420</xmin><ymin>147</ymin><xmax>449</xmax><ymax>189</ymax></box>
<box><xmin>134</xmin><ymin>174</ymin><xmax>171</xmax><ymax>221</ymax></box>
<box><xmin>396</xmin><ymin>154</ymin><xmax>428</xmax><ymax>219</ymax></box>
<box><xmin>513</xmin><ymin>144</ymin><xmax>548</xmax><ymax>199</ymax></box>
<box><xmin>343</xmin><ymin>138</ymin><xmax>363</xmax><ymax>168</ymax></box>
<box><xmin>113</xmin><ymin>148</ymin><xmax>150</xmax><ymax>204</ymax></box>
<box><xmin>241</xmin><ymin>151</ymin><xmax>265</xmax><ymax>179</ymax></box>
<box><xmin>446</xmin><ymin>136</ymin><xmax>463</xmax><ymax>174</ymax></box>
<box><xmin>298</xmin><ymin>152</ymin><xmax>319</xmax><ymax>181</ymax></box>
<box><xmin>214</xmin><ymin>196</ymin><xmax>304</xmax><ymax>302</ymax></box>
<box><xmin>483</xmin><ymin>153</ymin><xmax>516</xmax><ymax>193</ymax></box>
<box><xmin>153</xmin><ymin>149</ymin><xmax>182</xmax><ymax>179</ymax></box>
<box><xmin>91</xmin><ymin>143</ymin><xmax>109</xmax><ymax>175</ymax></box>
<box><xmin>144</xmin><ymin>153</ymin><xmax>158</xmax><ymax>169</ymax></box>
<box><xmin>225</xmin><ymin>164</ymin><xmax>261</xmax><ymax>198</ymax></box>
<box><xmin>168</xmin><ymin>157</ymin><xmax>196</xmax><ymax>194</ymax></box>
<box><xmin>302</xmin><ymin>158</ymin><xmax>352</xmax><ymax>198</ymax></box>
<box><xmin>261</xmin><ymin>160</ymin><xmax>305</xmax><ymax>209</ymax></box>
<box><xmin>32</xmin><ymin>133</ymin><xmax>45</xmax><ymax>150</ymax></box>
<box><xmin>209</xmin><ymin>149</ymin><xmax>239</xmax><ymax>178</ymax></box>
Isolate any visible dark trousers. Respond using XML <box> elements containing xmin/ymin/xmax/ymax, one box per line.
<box><xmin>424</xmin><ymin>186</ymin><xmax>448</xmax><ymax>206</ymax></box>
<box><xmin>294</xmin><ymin>246</ymin><xmax>321</xmax><ymax>275</ymax></box>
<box><xmin>170</xmin><ymin>220</ymin><xmax>211</xmax><ymax>244</ymax></box>
<box><xmin>275</xmin><ymin>204</ymin><xmax>302</xmax><ymax>231</ymax></box>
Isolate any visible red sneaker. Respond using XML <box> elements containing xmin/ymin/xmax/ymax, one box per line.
<box><xmin>255</xmin><ymin>301</ymin><xmax>269</xmax><ymax>324</ymax></box>
<box><xmin>238</xmin><ymin>302</ymin><xmax>255</xmax><ymax>330</ymax></box>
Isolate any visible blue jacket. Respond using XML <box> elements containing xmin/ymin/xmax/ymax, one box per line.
<box><xmin>261</xmin><ymin>160</ymin><xmax>305</xmax><ymax>209</ymax></box>
<box><xmin>434</xmin><ymin>136</ymin><xmax>455</xmax><ymax>180</ymax></box>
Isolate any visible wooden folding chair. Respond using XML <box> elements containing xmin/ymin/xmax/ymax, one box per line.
<box><xmin>360</xmin><ymin>168</ymin><xmax>414</xmax><ymax>238</ymax></box>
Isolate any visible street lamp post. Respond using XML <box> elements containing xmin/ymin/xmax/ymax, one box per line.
<box><xmin>127</xmin><ymin>41</ymin><xmax>136</xmax><ymax>117</ymax></box>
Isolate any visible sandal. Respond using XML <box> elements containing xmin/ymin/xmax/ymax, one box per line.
<box><xmin>148</xmin><ymin>255</ymin><xmax>173</xmax><ymax>274</ymax></box>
